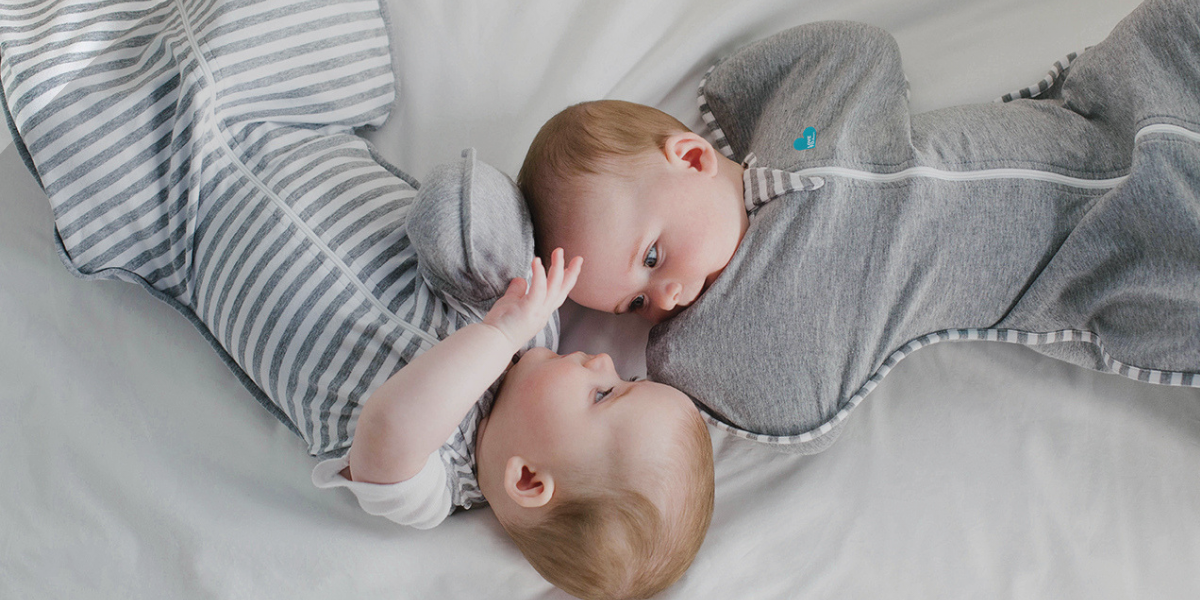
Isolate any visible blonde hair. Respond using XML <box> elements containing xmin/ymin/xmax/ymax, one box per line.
<box><xmin>517</xmin><ymin>100</ymin><xmax>691</xmax><ymax>254</ymax></box>
<box><xmin>499</xmin><ymin>408</ymin><xmax>714</xmax><ymax>600</ymax></box>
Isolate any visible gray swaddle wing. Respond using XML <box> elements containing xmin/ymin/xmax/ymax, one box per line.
<box><xmin>647</xmin><ymin>0</ymin><xmax>1200</xmax><ymax>453</ymax></box>
<box><xmin>410</xmin><ymin>148</ymin><xmax>538</xmax><ymax>310</ymax></box>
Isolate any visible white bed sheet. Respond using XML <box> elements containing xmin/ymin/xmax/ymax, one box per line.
<box><xmin>3</xmin><ymin>0</ymin><xmax>1200</xmax><ymax>598</ymax></box>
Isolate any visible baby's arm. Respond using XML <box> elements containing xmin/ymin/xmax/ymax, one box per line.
<box><xmin>346</xmin><ymin>249</ymin><xmax>581</xmax><ymax>484</ymax></box>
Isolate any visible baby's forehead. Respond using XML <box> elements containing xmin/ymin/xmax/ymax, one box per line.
<box><xmin>616</xmin><ymin>385</ymin><xmax>698</xmax><ymax>437</ymax></box>
<box><xmin>550</xmin><ymin>200</ymin><xmax>635</xmax><ymax>252</ymax></box>
<box><xmin>562</xmin><ymin>176</ymin><xmax>653</xmax><ymax>230</ymax></box>
<box><xmin>610</xmin><ymin>395</ymin><xmax>701</xmax><ymax>488</ymax></box>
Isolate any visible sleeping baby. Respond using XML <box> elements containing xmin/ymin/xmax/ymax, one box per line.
<box><xmin>0</xmin><ymin>0</ymin><xmax>712</xmax><ymax>598</ymax></box>
<box><xmin>518</xmin><ymin>0</ymin><xmax>1200</xmax><ymax>452</ymax></box>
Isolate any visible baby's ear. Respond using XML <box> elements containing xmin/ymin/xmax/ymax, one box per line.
<box><xmin>663</xmin><ymin>132</ymin><xmax>718</xmax><ymax>176</ymax></box>
<box><xmin>503</xmin><ymin>456</ymin><xmax>555</xmax><ymax>508</ymax></box>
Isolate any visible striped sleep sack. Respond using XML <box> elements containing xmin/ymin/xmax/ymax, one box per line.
<box><xmin>0</xmin><ymin>0</ymin><xmax>550</xmax><ymax>508</ymax></box>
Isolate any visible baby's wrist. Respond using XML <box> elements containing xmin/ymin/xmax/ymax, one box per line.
<box><xmin>476</xmin><ymin>320</ymin><xmax>527</xmax><ymax>353</ymax></box>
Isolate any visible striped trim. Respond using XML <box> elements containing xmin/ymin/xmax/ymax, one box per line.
<box><xmin>702</xmin><ymin>327</ymin><xmax>1200</xmax><ymax>447</ymax></box>
<box><xmin>698</xmin><ymin>65</ymin><xmax>735</xmax><ymax>159</ymax></box>
<box><xmin>741</xmin><ymin>153</ymin><xmax>825</xmax><ymax>210</ymax></box>
<box><xmin>996</xmin><ymin>51</ymin><xmax>1080</xmax><ymax>103</ymax></box>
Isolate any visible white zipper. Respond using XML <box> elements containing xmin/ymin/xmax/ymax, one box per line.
<box><xmin>792</xmin><ymin>165</ymin><xmax>1127</xmax><ymax>189</ymax></box>
<box><xmin>1135</xmin><ymin>123</ymin><xmax>1200</xmax><ymax>144</ymax></box>
<box><xmin>791</xmin><ymin>123</ymin><xmax>1199</xmax><ymax>189</ymax></box>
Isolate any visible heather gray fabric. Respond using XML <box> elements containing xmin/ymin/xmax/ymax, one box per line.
<box><xmin>409</xmin><ymin>148</ymin><xmax>537</xmax><ymax>309</ymax></box>
<box><xmin>647</xmin><ymin>0</ymin><xmax>1200</xmax><ymax>453</ymax></box>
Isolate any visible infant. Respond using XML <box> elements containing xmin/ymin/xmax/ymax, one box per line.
<box><xmin>0</xmin><ymin>0</ymin><xmax>715</xmax><ymax>596</ymax></box>
<box><xmin>320</xmin><ymin>249</ymin><xmax>714</xmax><ymax>600</ymax></box>
<box><xmin>519</xmin><ymin>0</ymin><xmax>1200</xmax><ymax>451</ymax></box>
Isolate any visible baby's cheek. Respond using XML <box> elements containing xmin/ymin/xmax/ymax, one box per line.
<box><xmin>539</xmin><ymin>414</ymin><xmax>598</xmax><ymax>461</ymax></box>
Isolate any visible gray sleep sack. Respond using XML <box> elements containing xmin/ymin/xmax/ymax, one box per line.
<box><xmin>646</xmin><ymin>0</ymin><xmax>1200</xmax><ymax>453</ymax></box>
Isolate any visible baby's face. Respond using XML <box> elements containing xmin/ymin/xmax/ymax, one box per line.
<box><xmin>554</xmin><ymin>155</ymin><xmax>747</xmax><ymax>323</ymax></box>
<box><xmin>479</xmin><ymin>347</ymin><xmax>696</xmax><ymax>485</ymax></box>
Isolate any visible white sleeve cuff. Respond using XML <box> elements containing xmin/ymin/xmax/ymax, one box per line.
<box><xmin>312</xmin><ymin>452</ymin><xmax>453</xmax><ymax>530</ymax></box>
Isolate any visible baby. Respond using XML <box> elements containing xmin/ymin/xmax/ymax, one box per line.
<box><xmin>0</xmin><ymin>0</ymin><xmax>714</xmax><ymax>596</ymax></box>
<box><xmin>517</xmin><ymin>100</ymin><xmax>746</xmax><ymax>325</ymax></box>
<box><xmin>317</xmin><ymin>249</ymin><xmax>714</xmax><ymax>600</ymax></box>
<box><xmin>519</xmin><ymin>0</ymin><xmax>1200</xmax><ymax>451</ymax></box>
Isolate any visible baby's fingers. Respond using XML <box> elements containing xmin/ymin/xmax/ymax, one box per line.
<box><xmin>503</xmin><ymin>277</ymin><xmax>527</xmax><ymax>300</ymax></box>
<box><xmin>561</xmin><ymin>256</ymin><xmax>583</xmax><ymax>297</ymax></box>
<box><xmin>545</xmin><ymin>248</ymin><xmax>565</xmax><ymax>292</ymax></box>
<box><xmin>542</xmin><ymin>249</ymin><xmax>581</xmax><ymax>307</ymax></box>
<box><xmin>527</xmin><ymin>256</ymin><xmax>547</xmax><ymax>304</ymax></box>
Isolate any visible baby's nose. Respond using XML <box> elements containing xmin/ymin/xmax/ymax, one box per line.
<box><xmin>654</xmin><ymin>282</ymin><xmax>684</xmax><ymax>310</ymax></box>
<box><xmin>583</xmin><ymin>352</ymin><xmax>614</xmax><ymax>372</ymax></box>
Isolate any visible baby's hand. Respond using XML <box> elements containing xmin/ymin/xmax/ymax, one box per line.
<box><xmin>483</xmin><ymin>248</ymin><xmax>582</xmax><ymax>349</ymax></box>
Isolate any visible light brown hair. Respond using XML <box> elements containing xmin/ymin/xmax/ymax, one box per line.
<box><xmin>517</xmin><ymin>100</ymin><xmax>691</xmax><ymax>255</ymax></box>
<box><xmin>499</xmin><ymin>408</ymin><xmax>714</xmax><ymax>600</ymax></box>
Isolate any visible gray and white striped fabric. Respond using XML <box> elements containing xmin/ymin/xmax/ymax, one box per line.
<box><xmin>0</xmin><ymin>0</ymin><xmax>551</xmax><ymax>510</ymax></box>
<box><xmin>739</xmin><ymin>153</ymin><xmax>823</xmax><ymax>211</ymax></box>
<box><xmin>994</xmin><ymin>51</ymin><xmax>1080</xmax><ymax>103</ymax></box>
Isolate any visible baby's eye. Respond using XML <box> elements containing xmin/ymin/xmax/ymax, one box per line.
<box><xmin>629</xmin><ymin>295</ymin><xmax>646</xmax><ymax>312</ymax></box>
<box><xmin>643</xmin><ymin>244</ymin><xmax>658</xmax><ymax>268</ymax></box>
<box><xmin>594</xmin><ymin>387</ymin><xmax>614</xmax><ymax>403</ymax></box>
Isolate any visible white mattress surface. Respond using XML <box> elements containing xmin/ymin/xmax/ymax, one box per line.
<box><xmin>4</xmin><ymin>1</ymin><xmax>1199</xmax><ymax>598</ymax></box>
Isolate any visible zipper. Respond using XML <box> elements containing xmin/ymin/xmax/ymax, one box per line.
<box><xmin>792</xmin><ymin>165</ymin><xmax>1126</xmax><ymax>189</ymax></box>
<box><xmin>1136</xmin><ymin>123</ymin><xmax>1200</xmax><ymax>144</ymax></box>
<box><xmin>792</xmin><ymin>123</ymin><xmax>1198</xmax><ymax>189</ymax></box>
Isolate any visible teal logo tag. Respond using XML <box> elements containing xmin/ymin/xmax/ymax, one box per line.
<box><xmin>793</xmin><ymin>127</ymin><xmax>816</xmax><ymax>151</ymax></box>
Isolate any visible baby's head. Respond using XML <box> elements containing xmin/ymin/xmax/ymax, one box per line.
<box><xmin>518</xmin><ymin>100</ymin><xmax>748</xmax><ymax>323</ymax></box>
<box><xmin>475</xmin><ymin>346</ymin><xmax>714</xmax><ymax>600</ymax></box>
